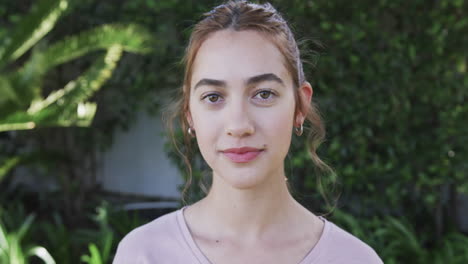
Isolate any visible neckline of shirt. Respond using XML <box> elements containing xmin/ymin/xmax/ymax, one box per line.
<box><xmin>175</xmin><ymin>205</ymin><xmax>331</xmax><ymax>264</ymax></box>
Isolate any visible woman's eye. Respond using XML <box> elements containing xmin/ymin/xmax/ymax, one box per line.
<box><xmin>202</xmin><ymin>93</ymin><xmax>222</xmax><ymax>103</ymax></box>
<box><xmin>254</xmin><ymin>90</ymin><xmax>275</xmax><ymax>100</ymax></box>
<box><xmin>208</xmin><ymin>94</ymin><xmax>219</xmax><ymax>102</ymax></box>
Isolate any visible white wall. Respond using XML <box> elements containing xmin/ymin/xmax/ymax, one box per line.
<box><xmin>99</xmin><ymin>111</ymin><xmax>182</xmax><ymax>199</ymax></box>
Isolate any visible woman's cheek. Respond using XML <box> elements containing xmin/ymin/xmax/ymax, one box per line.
<box><xmin>266</xmin><ymin>105</ymin><xmax>295</xmax><ymax>150</ymax></box>
<box><xmin>193</xmin><ymin>109</ymin><xmax>220</xmax><ymax>157</ymax></box>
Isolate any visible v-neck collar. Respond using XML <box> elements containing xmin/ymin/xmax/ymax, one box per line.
<box><xmin>176</xmin><ymin>206</ymin><xmax>331</xmax><ymax>264</ymax></box>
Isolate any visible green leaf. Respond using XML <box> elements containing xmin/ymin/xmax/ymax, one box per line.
<box><xmin>0</xmin><ymin>220</ymin><xmax>8</xmax><ymax>250</ymax></box>
<box><xmin>10</xmin><ymin>49</ymin><xmax>47</xmax><ymax>105</ymax></box>
<box><xmin>0</xmin><ymin>121</ymin><xmax>37</xmax><ymax>132</ymax></box>
<box><xmin>26</xmin><ymin>246</ymin><xmax>56</xmax><ymax>264</ymax></box>
<box><xmin>387</xmin><ymin>216</ymin><xmax>423</xmax><ymax>254</ymax></box>
<box><xmin>0</xmin><ymin>75</ymin><xmax>20</xmax><ymax>105</ymax></box>
<box><xmin>0</xmin><ymin>156</ymin><xmax>22</xmax><ymax>183</ymax></box>
<box><xmin>81</xmin><ymin>243</ymin><xmax>102</xmax><ymax>264</ymax></box>
<box><xmin>16</xmin><ymin>214</ymin><xmax>35</xmax><ymax>241</ymax></box>
<box><xmin>100</xmin><ymin>231</ymin><xmax>113</xmax><ymax>262</ymax></box>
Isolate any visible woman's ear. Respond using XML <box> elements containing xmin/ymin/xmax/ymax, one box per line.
<box><xmin>296</xmin><ymin>81</ymin><xmax>313</xmax><ymax>124</ymax></box>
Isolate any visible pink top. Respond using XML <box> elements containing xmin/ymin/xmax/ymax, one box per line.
<box><xmin>113</xmin><ymin>207</ymin><xmax>383</xmax><ymax>264</ymax></box>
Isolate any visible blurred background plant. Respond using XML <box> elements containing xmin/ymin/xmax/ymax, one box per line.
<box><xmin>0</xmin><ymin>0</ymin><xmax>467</xmax><ymax>263</ymax></box>
<box><xmin>0</xmin><ymin>208</ymin><xmax>55</xmax><ymax>264</ymax></box>
<box><xmin>332</xmin><ymin>209</ymin><xmax>468</xmax><ymax>264</ymax></box>
<box><xmin>1</xmin><ymin>0</ymin><xmax>153</xmax><ymax>262</ymax></box>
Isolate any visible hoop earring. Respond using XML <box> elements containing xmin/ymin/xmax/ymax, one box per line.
<box><xmin>295</xmin><ymin>123</ymin><xmax>303</xmax><ymax>136</ymax></box>
<box><xmin>188</xmin><ymin>127</ymin><xmax>195</xmax><ymax>137</ymax></box>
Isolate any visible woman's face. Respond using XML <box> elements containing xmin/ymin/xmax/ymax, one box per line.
<box><xmin>188</xmin><ymin>29</ymin><xmax>308</xmax><ymax>189</ymax></box>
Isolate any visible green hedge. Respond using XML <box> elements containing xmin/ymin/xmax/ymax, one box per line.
<box><xmin>282</xmin><ymin>0</ymin><xmax>468</xmax><ymax>224</ymax></box>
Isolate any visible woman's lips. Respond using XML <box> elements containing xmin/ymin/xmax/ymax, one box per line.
<box><xmin>221</xmin><ymin>147</ymin><xmax>264</xmax><ymax>163</ymax></box>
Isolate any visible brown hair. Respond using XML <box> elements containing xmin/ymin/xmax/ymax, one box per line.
<box><xmin>165</xmin><ymin>0</ymin><xmax>337</xmax><ymax>209</ymax></box>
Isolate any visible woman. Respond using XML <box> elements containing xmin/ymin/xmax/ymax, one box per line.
<box><xmin>114</xmin><ymin>1</ymin><xmax>383</xmax><ymax>263</ymax></box>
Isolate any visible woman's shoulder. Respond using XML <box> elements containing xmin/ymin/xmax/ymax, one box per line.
<box><xmin>113</xmin><ymin>209</ymin><xmax>189</xmax><ymax>263</ymax></box>
<box><xmin>317</xmin><ymin>217</ymin><xmax>383</xmax><ymax>264</ymax></box>
<box><xmin>119</xmin><ymin>209</ymin><xmax>179</xmax><ymax>244</ymax></box>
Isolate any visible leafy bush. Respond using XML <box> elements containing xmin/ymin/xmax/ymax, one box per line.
<box><xmin>331</xmin><ymin>210</ymin><xmax>468</xmax><ymax>264</ymax></box>
<box><xmin>289</xmin><ymin>0</ymin><xmax>468</xmax><ymax>214</ymax></box>
<box><xmin>0</xmin><ymin>209</ymin><xmax>55</xmax><ymax>264</ymax></box>
<box><xmin>0</xmin><ymin>198</ymin><xmax>145</xmax><ymax>264</ymax></box>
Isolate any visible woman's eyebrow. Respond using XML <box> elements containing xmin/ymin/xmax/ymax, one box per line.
<box><xmin>193</xmin><ymin>73</ymin><xmax>284</xmax><ymax>90</ymax></box>
<box><xmin>194</xmin><ymin>79</ymin><xmax>226</xmax><ymax>90</ymax></box>
<box><xmin>246</xmin><ymin>73</ymin><xmax>284</xmax><ymax>86</ymax></box>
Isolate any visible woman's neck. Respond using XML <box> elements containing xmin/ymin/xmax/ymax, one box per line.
<box><xmin>189</xmin><ymin>170</ymin><xmax>308</xmax><ymax>243</ymax></box>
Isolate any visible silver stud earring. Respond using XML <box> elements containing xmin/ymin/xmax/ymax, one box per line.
<box><xmin>188</xmin><ymin>127</ymin><xmax>195</xmax><ymax>137</ymax></box>
<box><xmin>295</xmin><ymin>123</ymin><xmax>303</xmax><ymax>136</ymax></box>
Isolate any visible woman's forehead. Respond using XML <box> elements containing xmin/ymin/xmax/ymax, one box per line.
<box><xmin>191</xmin><ymin>29</ymin><xmax>291</xmax><ymax>87</ymax></box>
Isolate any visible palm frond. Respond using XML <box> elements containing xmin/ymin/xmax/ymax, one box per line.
<box><xmin>0</xmin><ymin>0</ymin><xmax>68</xmax><ymax>68</ymax></box>
<box><xmin>28</xmin><ymin>44</ymin><xmax>123</xmax><ymax>116</ymax></box>
<box><xmin>2</xmin><ymin>50</ymin><xmax>47</xmax><ymax>115</ymax></box>
<box><xmin>0</xmin><ymin>45</ymin><xmax>123</xmax><ymax>132</ymax></box>
<box><xmin>38</xmin><ymin>23</ymin><xmax>154</xmax><ymax>71</ymax></box>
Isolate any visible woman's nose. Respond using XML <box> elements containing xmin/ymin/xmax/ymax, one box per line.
<box><xmin>225</xmin><ymin>100</ymin><xmax>255</xmax><ymax>138</ymax></box>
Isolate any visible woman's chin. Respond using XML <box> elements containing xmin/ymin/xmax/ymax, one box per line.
<box><xmin>216</xmin><ymin>170</ymin><xmax>271</xmax><ymax>190</ymax></box>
